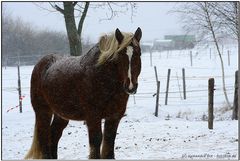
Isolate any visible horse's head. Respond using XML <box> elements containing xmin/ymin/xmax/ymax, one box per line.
<box><xmin>114</xmin><ymin>28</ymin><xmax>142</xmax><ymax>95</ymax></box>
<box><xmin>98</xmin><ymin>27</ymin><xmax>142</xmax><ymax>95</ymax></box>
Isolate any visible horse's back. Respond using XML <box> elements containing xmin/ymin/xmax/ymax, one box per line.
<box><xmin>32</xmin><ymin>45</ymin><xmax>99</xmax><ymax>86</ymax></box>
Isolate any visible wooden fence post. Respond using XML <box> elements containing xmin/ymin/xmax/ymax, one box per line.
<box><xmin>232</xmin><ymin>70</ymin><xmax>238</xmax><ymax>120</ymax></box>
<box><xmin>237</xmin><ymin>3</ymin><xmax>240</xmax><ymax>133</ymax></box>
<box><xmin>182</xmin><ymin>68</ymin><xmax>186</xmax><ymax>99</ymax></box>
<box><xmin>165</xmin><ymin>69</ymin><xmax>171</xmax><ymax>105</ymax></box>
<box><xmin>227</xmin><ymin>50</ymin><xmax>230</xmax><ymax>66</ymax></box>
<box><xmin>154</xmin><ymin>66</ymin><xmax>158</xmax><ymax>83</ymax></box>
<box><xmin>17</xmin><ymin>65</ymin><xmax>22</xmax><ymax>113</ymax></box>
<box><xmin>208</xmin><ymin>78</ymin><xmax>214</xmax><ymax>129</ymax></box>
<box><xmin>155</xmin><ymin>81</ymin><xmax>160</xmax><ymax>117</ymax></box>
<box><xmin>154</xmin><ymin>66</ymin><xmax>160</xmax><ymax>116</ymax></box>
<box><xmin>190</xmin><ymin>51</ymin><xmax>193</xmax><ymax>66</ymax></box>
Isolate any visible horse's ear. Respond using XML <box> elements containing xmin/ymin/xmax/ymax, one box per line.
<box><xmin>134</xmin><ymin>27</ymin><xmax>142</xmax><ymax>42</ymax></box>
<box><xmin>115</xmin><ymin>28</ymin><xmax>124</xmax><ymax>44</ymax></box>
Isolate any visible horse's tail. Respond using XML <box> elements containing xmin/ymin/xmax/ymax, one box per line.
<box><xmin>24</xmin><ymin>125</ymin><xmax>42</xmax><ymax>159</ymax></box>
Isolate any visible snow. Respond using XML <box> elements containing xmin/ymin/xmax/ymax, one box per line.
<box><xmin>2</xmin><ymin>44</ymin><xmax>238</xmax><ymax>160</ymax></box>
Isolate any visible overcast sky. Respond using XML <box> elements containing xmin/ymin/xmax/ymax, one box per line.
<box><xmin>3</xmin><ymin>2</ymin><xmax>184</xmax><ymax>42</ymax></box>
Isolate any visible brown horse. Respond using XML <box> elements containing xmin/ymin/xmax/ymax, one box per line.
<box><xmin>25</xmin><ymin>28</ymin><xmax>142</xmax><ymax>159</ymax></box>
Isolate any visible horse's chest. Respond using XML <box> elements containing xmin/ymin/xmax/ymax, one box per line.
<box><xmin>91</xmin><ymin>91</ymin><xmax>129</xmax><ymax>117</ymax></box>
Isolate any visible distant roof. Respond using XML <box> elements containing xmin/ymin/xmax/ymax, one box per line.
<box><xmin>141</xmin><ymin>42</ymin><xmax>153</xmax><ymax>46</ymax></box>
<box><xmin>155</xmin><ymin>39</ymin><xmax>172</xmax><ymax>43</ymax></box>
<box><xmin>164</xmin><ymin>35</ymin><xmax>196</xmax><ymax>41</ymax></box>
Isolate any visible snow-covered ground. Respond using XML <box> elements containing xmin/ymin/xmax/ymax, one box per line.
<box><xmin>2</xmin><ymin>44</ymin><xmax>238</xmax><ymax>160</ymax></box>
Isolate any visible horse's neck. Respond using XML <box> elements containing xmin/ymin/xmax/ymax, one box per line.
<box><xmin>94</xmin><ymin>63</ymin><xmax>125</xmax><ymax>100</ymax></box>
<box><xmin>86</xmin><ymin>45</ymin><xmax>122</xmax><ymax>87</ymax></box>
<box><xmin>98</xmin><ymin>63</ymin><xmax>119</xmax><ymax>81</ymax></box>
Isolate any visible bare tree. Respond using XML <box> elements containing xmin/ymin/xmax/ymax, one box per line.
<box><xmin>36</xmin><ymin>2</ymin><xmax>137</xmax><ymax>56</ymax></box>
<box><xmin>202</xmin><ymin>2</ymin><xmax>231</xmax><ymax>109</ymax></box>
<box><xmin>208</xmin><ymin>2</ymin><xmax>238</xmax><ymax>39</ymax></box>
<box><xmin>174</xmin><ymin>2</ymin><xmax>238</xmax><ymax>43</ymax></box>
<box><xmin>174</xmin><ymin>2</ymin><xmax>237</xmax><ymax>109</ymax></box>
<box><xmin>50</xmin><ymin>2</ymin><xmax>89</xmax><ymax>56</ymax></box>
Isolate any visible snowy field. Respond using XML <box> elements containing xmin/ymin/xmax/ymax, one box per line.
<box><xmin>2</xmin><ymin>44</ymin><xmax>238</xmax><ymax>160</ymax></box>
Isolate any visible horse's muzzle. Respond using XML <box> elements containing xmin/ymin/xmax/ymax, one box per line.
<box><xmin>124</xmin><ymin>83</ymin><xmax>138</xmax><ymax>95</ymax></box>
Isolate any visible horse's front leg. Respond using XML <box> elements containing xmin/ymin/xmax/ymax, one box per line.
<box><xmin>101</xmin><ymin>117</ymin><xmax>121</xmax><ymax>159</ymax></box>
<box><xmin>86</xmin><ymin>119</ymin><xmax>102</xmax><ymax>159</ymax></box>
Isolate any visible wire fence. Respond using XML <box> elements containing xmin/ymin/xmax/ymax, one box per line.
<box><xmin>3</xmin><ymin>81</ymin><xmax>235</xmax><ymax>109</ymax></box>
<box><xmin>2</xmin><ymin>45</ymin><xmax>237</xmax><ymax>111</ymax></box>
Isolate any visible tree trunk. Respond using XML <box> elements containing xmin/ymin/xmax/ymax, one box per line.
<box><xmin>63</xmin><ymin>2</ymin><xmax>81</xmax><ymax>56</ymax></box>
<box><xmin>204</xmin><ymin>2</ymin><xmax>231</xmax><ymax>109</ymax></box>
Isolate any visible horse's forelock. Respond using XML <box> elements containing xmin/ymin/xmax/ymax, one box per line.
<box><xmin>97</xmin><ymin>32</ymin><xmax>134</xmax><ymax>65</ymax></box>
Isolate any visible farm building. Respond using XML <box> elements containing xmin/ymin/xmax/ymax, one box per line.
<box><xmin>152</xmin><ymin>39</ymin><xmax>173</xmax><ymax>51</ymax></box>
<box><xmin>150</xmin><ymin>35</ymin><xmax>196</xmax><ymax>52</ymax></box>
<box><xmin>164</xmin><ymin>35</ymin><xmax>196</xmax><ymax>50</ymax></box>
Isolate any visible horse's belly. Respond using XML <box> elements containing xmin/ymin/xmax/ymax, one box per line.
<box><xmin>43</xmin><ymin>89</ymin><xmax>87</xmax><ymax>120</ymax></box>
<box><xmin>50</xmin><ymin>102</ymin><xmax>87</xmax><ymax>121</ymax></box>
<box><xmin>42</xmin><ymin>73</ymin><xmax>128</xmax><ymax>121</ymax></box>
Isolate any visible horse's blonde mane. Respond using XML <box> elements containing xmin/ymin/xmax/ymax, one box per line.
<box><xmin>97</xmin><ymin>32</ymin><xmax>135</xmax><ymax>65</ymax></box>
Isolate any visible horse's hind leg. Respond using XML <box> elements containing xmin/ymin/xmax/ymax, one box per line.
<box><xmin>25</xmin><ymin>109</ymin><xmax>53</xmax><ymax>159</ymax></box>
<box><xmin>50</xmin><ymin>114</ymin><xmax>69</xmax><ymax>159</ymax></box>
<box><xmin>86</xmin><ymin>119</ymin><xmax>102</xmax><ymax>159</ymax></box>
<box><xmin>25</xmin><ymin>91</ymin><xmax>53</xmax><ymax>159</ymax></box>
<box><xmin>35</xmin><ymin>111</ymin><xmax>53</xmax><ymax>159</ymax></box>
<box><xmin>101</xmin><ymin>117</ymin><xmax>121</xmax><ymax>159</ymax></box>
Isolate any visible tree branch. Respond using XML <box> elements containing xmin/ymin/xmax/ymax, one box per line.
<box><xmin>73</xmin><ymin>2</ymin><xmax>78</xmax><ymax>7</ymax></box>
<box><xmin>33</xmin><ymin>2</ymin><xmax>58</xmax><ymax>13</ymax></box>
<box><xmin>98</xmin><ymin>2</ymin><xmax>137</xmax><ymax>22</ymax></box>
<box><xmin>54</xmin><ymin>4</ymin><xmax>65</xmax><ymax>14</ymax></box>
<box><xmin>78</xmin><ymin>2</ymin><xmax>90</xmax><ymax>35</ymax></box>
